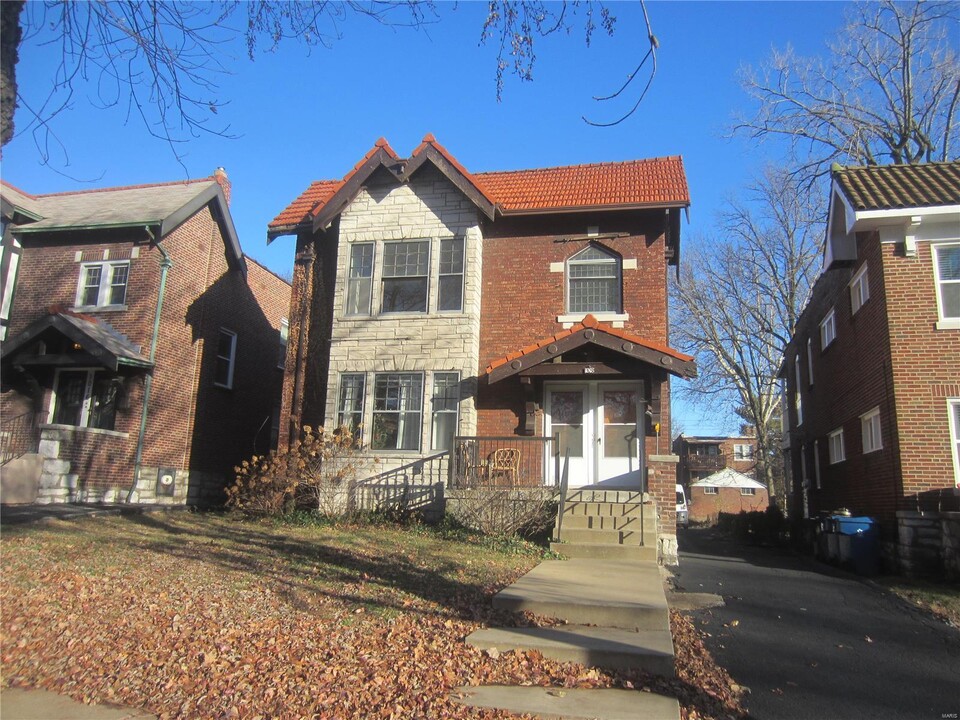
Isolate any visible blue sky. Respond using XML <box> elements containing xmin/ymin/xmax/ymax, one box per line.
<box><xmin>2</xmin><ymin>1</ymin><xmax>854</xmax><ymax>435</ymax></box>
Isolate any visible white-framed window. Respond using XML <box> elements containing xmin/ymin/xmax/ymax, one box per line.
<box><xmin>345</xmin><ymin>243</ymin><xmax>374</xmax><ymax>316</ymax></box>
<box><xmin>861</xmin><ymin>407</ymin><xmax>882</xmax><ymax>454</ymax></box>
<box><xmin>566</xmin><ymin>245</ymin><xmax>622</xmax><ymax>314</ymax></box>
<box><xmin>76</xmin><ymin>261</ymin><xmax>129</xmax><ymax>308</ymax></box>
<box><xmin>828</xmin><ymin>427</ymin><xmax>846</xmax><ymax>464</ymax></box>
<box><xmin>741</xmin><ymin>487</ymin><xmax>757</xmax><ymax>496</ymax></box>
<box><xmin>431</xmin><ymin>372</ymin><xmax>460</xmax><ymax>450</ymax></box>
<box><xmin>794</xmin><ymin>354</ymin><xmax>803</xmax><ymax>426</ymax></box>
<box><xmin>820</xmin><ymin>308</ymin><xmax>836</xmax><ymax>349</ymax></box>
<box><xmin>948</xmin><ymin>399</ymin><xmax>960</xmax><ymax>485</ymax></box>
<box><xmin>214</xmin><ymin>329</ymin><xmax>237</xmax><ymax>389</ymax></box>
<box><xmin>733</xmin><ymin>444</ymin><xmax>754</xmax><ymax>460</ymax></box>
<box><xmin>337</xmin><ymin>373</ymin><xmax>365</xmax><ymax>436</ymax></box>
<box><xmin>278</xmin><ymin>318</ymin><xmax>289</xmax><ymax>369</ymax></box>
<box><xmin>850</xmin><ymin>264</ymin><xmax>870</xmax><ymax>315</ymax></box>
<box><xmin>49</xmin><ymin>368</ymin><xmax>119</xmax><ymax>430</ymax></box>
<box><xmin>806</xmin><ymin>337</ymin><xmax>814</xmax><ymax>386</ymax></box>
<box><xmin>703</xmin><ymin>486</ymin><xmax>718</xmax><ymax>495</ymax></box>
<box><xmin>437</xmin><ymin>238</ymin><xmax>465</xmax><ymax>312</ymax></box>
<box><xmin>372</xmin><ymin>373</ymin><xmax>423</xmax><ymax>450</ymax></box>
<box><xmin>381</xmin><ymin>240</ymin><xmax>429</xmax><ymax>313</ymax></box>
<box><xmin>933</xmin><ymin>243</ymin><xmax>960</xmax><ymax>327</ymax></box>
<box><xmin>814</xmin><ymin>439</ymin><xmax>821</xmax><ymax>489</ymax></box>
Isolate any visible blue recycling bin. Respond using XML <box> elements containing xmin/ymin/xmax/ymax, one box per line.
<box><xmin>834</xmin><ymin>516</ymin><xmax>880</xmax><ymax>575</ymax></box>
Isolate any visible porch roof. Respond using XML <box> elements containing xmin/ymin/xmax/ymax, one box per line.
<box><xmin>0</xmin><ymin>310</ymin><xmax>153</xmax><ymax>373</ymax></box>
<box><xmin>485</xmin><ymin>314</ymin><xmax>696</xmax><ymax>383</ymax></box>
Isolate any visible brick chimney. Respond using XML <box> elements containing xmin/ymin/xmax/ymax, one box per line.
<box><xmin>213</xmin><ymin>167</ymin><xmax>231</xmax><ymax>206</ymax></box>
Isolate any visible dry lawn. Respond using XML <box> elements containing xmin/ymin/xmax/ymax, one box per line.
<box><xmin>1</xmin><ymin>511</ymin><xmax>744</xmax><ymax>719</ymax></box>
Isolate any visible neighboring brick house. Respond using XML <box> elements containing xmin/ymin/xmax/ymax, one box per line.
<box><xmin>781</xmin><ymin>161</ymin><xmax>960</xmax><ymax>573</ymax></box>
<box><xmin>0</xmin><ymin>172</ymin><xmax>290</xmax><ymax>505</ymax></box>
<box><xmin>268</xmin><ymin>135</ymin><xmax>696</xmax><ymax>559</ymax></box>
<box><xmin>673</xmin><ymin>432</ymin><xmax>758</xmax><ymax>487</ymax></box>
<box><xmin>688</xmin><ymin>468</ymin><xmax>769</xmax><ymax>525</ymax></box>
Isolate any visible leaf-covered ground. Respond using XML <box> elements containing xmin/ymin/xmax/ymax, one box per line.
<box><xmin>1</xmin><ymin>512</ymin><xmax>745</xmax><ymax>719</ymax></box>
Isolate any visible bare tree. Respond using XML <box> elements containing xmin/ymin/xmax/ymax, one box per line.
<box><xmin>736</xmin><ymin>0</ymin><xmax>960</xmax><ymax>185</ymax></box>
<box><xmin>670</xmin><ymin>169</ymin><xmax>824</xmax><ymax>506</ymax></box>
<box><xmin>2</xmin><ymin>1</ymin><xmax>656</xmax><ymax>166</ymax></box>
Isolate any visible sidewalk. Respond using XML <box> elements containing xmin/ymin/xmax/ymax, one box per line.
<box><xmin>0</xmin><ymin>688</ymin><xmax>157</xmax><ymax>720</ymax></box>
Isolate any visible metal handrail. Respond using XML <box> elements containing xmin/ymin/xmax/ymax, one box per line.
<box><xmin>0</xmin><ymin>411</ymin><xmax>39</xmax><ymax>466</ymax></box>
<box><xmin>554</xmin><ymin>449</ymin><xmax>570</xmax><ymax>541</ymax></box>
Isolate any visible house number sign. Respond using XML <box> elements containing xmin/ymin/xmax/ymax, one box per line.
<box><xmin>583</xmin><ymin>366</ymin><xmax>596</xmax><ymax>374</ymax></box>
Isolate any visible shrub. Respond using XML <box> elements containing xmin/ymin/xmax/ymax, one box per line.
<box><xmin>717</xmin><ymin>506</ymin><xmax>788</xmax><ymax>545</ymax></box>
<box><xmin>446</xmin><ymin>486</ymin><xmax>557</xmax><ymax>538</ymax></box>
<box><xmin>227</xmin><ymin>426</ymin><xmax>368</xmax><ymax>517</ymax></box>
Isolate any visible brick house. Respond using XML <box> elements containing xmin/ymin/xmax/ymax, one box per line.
<box><xmin>268</xmin><ymin>135</ymin><xmax>696</xmax><ymax>561</ymax></box>
<box><xmin>673</xmin><ymin>432</ymin><xmax>758</xmax><ymax>487</ymax></box>
<box><xmin>0</xmin><ymin>172</ymin><xmax>290</xmax><ymax>505</ymax></box>
<box><xmin>780</xmin><ymin>161</ymin><xmax>960</xmax><ymax>573</ymax></box>
<box><xmin>688</xmin><ymin>469</ymin><xmax>769</xmax><ymax>525</ymax></box>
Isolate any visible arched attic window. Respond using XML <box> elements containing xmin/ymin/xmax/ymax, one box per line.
<box><xmin>566</xmin><ymin>244</ymin><xmax>622</xmax><ymax>314</ymax></box>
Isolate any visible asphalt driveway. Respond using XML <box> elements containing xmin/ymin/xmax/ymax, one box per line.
<box><xmin>673</xmin><ymin>527</ymin><xmax>960</xmax><ymax>720</ymax></box>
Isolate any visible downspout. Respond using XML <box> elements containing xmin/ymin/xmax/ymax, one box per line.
<box><xmin>129</xmin><ymin>226</ymin><xmax>173</xmax><ymax>502</ymax></box>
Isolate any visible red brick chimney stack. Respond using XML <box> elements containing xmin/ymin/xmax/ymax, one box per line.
<box><xmin>214</xmin><ymin>167</ymin><xmax>231</xmax><ymax>206</ymax></box>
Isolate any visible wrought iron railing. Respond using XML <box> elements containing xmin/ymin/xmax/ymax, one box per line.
<box><xmin>347</xmin><ymin>451</ymin><xmax>449</xmax><ymax>513</ymax></box>
<box><xmin>0</xmin><ymin>411</ymin><xmax>39</xmax><ymax>466</ymax></box>
<box><xmin>448</xmin><ymin>435</ymin><xmax>558</xmax><ymax>489</ymax></box>
<box><xmin>686</xmin><ymin>454</ymin><xmax>726</xmax><ymax>472</ymax></box>
<box><xmin>553</xmin><ymin>450</ymin><xmax>571</xmax><ymax>541</ymax></box>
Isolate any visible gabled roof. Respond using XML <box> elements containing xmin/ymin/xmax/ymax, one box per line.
<box><xmin>1</xmin><ymin>176</ymin><xmax>245</xmax><ymax>274</ymax></box>
<box><xmin>485</xmin><ymin>314</ymin><xmax>696</xmax><ymax>382</ymax></box>
<box><xmin>268</xmin><ymin>135</ymin><xmax>690</xmax><ymax>238</ymax></box>
<box><xmin>691</xmin><ymin>468</ymin><xmax>765</xmax><ymax>489</ymax></box>
<box><xmin>1</xmin><ymin>310</ymin><xmax>153</xmax><ymax>372</ymax></box>
<box><xmin>832</xmin><ymin>161</ymin><xmax>960</xmax><ymax>211</ymax></box>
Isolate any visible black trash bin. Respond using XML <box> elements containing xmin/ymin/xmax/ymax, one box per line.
<box><xmin>835</xmin><ymin>516</ymin><xmax>880</xmax><ymax>575</ymax></box>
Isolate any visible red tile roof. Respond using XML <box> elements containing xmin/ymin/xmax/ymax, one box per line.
<box><xmin>268</xmin><ymin>137</ymin><xmax>689</xmax><ymax>233</ymax></box>
<box><xmin>484</xmin><ymin>314</ymin><xmax>694</xmax><ymax>374</ymax></box>
<box><xmin>474</xmin><ymin>156</ymin><xmax>689</xmax><ymax>213</ymax></box>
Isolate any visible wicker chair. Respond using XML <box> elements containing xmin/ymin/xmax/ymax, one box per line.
<box><xmin>487</xmin><ymin>448</ymin><xmax>521</xmax><ymax>485</ymax></box>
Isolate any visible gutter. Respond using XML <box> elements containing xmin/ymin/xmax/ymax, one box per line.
<box><xmin>129</xmin><ymin>226</ymin><xmax>173</xmax><ymax>502</ymax></box>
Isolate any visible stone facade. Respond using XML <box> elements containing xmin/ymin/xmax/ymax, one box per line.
<box><xmin>896</xmin><ymin>510</ymin><xmax>960</xmax><ymax>579</ymax></box>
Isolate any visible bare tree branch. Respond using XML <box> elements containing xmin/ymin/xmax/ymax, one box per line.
<box><xmin>734</xmin><ymin>1</ymin><xmax>959</xmax><ymax>186</ymax></box>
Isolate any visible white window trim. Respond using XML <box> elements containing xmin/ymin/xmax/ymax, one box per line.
<box><xmin>820</xmin><ymin>308</ymin><xmax>836</xmax><ymax>350</ymax></box>
<box><xmin>437</xmin><ymin>237</ymin><xmax>465</xmax><ymax>314</ymax></box>
<box><xmin>861</xmin><ymin>406</ymin><xmax>882</xmax><ymax>454</ymax></box>
<box><xmin>278</xmin><ymin>318</ymin><xmax>289</xmax><ymax>369</ymax></box>
<box><xmin>565</xmin><ymin>244</ymin><xmax>623</xmax><ymax>316</ymax></box>
<box><xmin>336</xmin><ymin>373</ymin><xmax>366</xmax><ymax>437</ymax></box>
<box><xmin>948</xmin><ymin>398</ymin><xmax>960</xmax><ymax>486</ymax></box>
<box><xmin>740</xmin><ymin>487</ymin><xmax>757</xmax><ymax>496</ymax></box>
<box><xmin>430</xmin><ymin>371</ymin><xmax>461</xmax><ymax>451</ymax></box>
<box><xmin>806</xmin><ymin>338</ymin><xmax>814</xmax><ymax>386</ymax></box>
<box><xmin>74</xmin><ymin>260</ymin><xmax>130</xmax><ymax>309</ymax></box>
<box><xmin>702</xmin><ymin>486</ymin><xmax>718</xmax><ymax>495</ymax></box>
<box><xmin>380</xmin><ymin>239</ymin><xmax>431</xmax><ymax>316</ymax></box>
<box><xmin>828</xmin><ymin>427</ymin><xmax>846</xmax><ymax>464</ymax></box>
<box><xmin>371</xmin><ymin>372</ymin><xmax>424</xmax><ymax>452</ymax></box>
<box><xmin>850</xmin><ymin>264</ymin><xmax>870</xmax><ymax>315</ymax></box>
<box><xmin>345</xmin><ymin>242</ymin><xmax>375</xmax><ymax>317</ymax></box>
<box><xmin>214</xmin><ymin>329</ymin><xmax>237</xmax><ymax>389</ymax></box>
<box><xmin>932</xmin><ymin>243</ymin><xmax>960</xmax><ymax>330</ymax></box>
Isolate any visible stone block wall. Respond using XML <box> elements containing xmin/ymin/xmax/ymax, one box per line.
<box><xmin>896</xmin><ymin>510</ymin><xmax>960</xmax><ymax>579</ymax></box>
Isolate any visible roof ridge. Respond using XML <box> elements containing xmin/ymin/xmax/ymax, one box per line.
<box><xmin>473</xmin><ymin>155</ymin><xmax>684</xmax><ymax>177</ymax></box>
<box><xmin>33</xmin><ymin>177</ymin><xmax>215</xmax><ymax>199</ymax></box>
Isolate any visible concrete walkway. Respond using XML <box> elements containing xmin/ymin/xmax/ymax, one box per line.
<box><xmin>0</xmin><ymin>688</ymin><xmax>157</xmax><ymax>720</ymax></box>
<box><xmin>455</xmin><ymin>557</ymin><xmax>681</xmax><ymax>720</ymax></box>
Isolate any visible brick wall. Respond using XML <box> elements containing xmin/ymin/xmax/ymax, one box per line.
<box><xmin>689</xmin><ymin>486</ymin><xmax>770</xmax><ymax>525</ymax></box>
<box><xmin>2</xmin><ymin>200</ymin><xmax>290</xmax><ymax>503</ymax></box>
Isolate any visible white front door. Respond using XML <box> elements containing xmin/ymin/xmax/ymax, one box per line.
<box><xmin>545</xmin><ymin>381</ymin><xmax>643</xmax><ymax>487</ymax></box>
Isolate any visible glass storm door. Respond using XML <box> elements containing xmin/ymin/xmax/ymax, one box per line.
<box><xmin>598</xmin><ymin>385</ymin><xmax>641</xmax><ymax>481</ymax></box>
<box><xmin>545</xmin><ymin>385</ymin><xmax>590</xmax><ymax>486</ymax></box>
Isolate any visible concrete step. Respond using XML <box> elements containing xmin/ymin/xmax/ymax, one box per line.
<box><xmin>467</xmin><ymin>625</ymin><xmax>675</xmax><ymax>675</ymax></box>
<box><xmin>550</xmin><ymin>542</ymin><xmax>658</xmax><ymax>561</ymax></box>
<box><xmin>561</xmin><ymin>514</ymin><xmax>653</xmax><ymax>531</ymax></box>
<box><xmin>452</xmin><ymin>685</ymin><xmax>680</xmax><ymax>720</ymax></box>
<box><xmin>557</xmin><ymin>527</ymin><xmax>657</xmax><ymax>546</ymax></box>
<box><xmin>561</xmin><ymin>501</ymin><xmax>656</xmax><ymax>519</ymax></box>
<box><xmin>563</xmin><ymin>489</ymin><xmax>646</xmax><ymax>504</ymax></box>
<box><xmin>492</xmin><ymin>559</ymin><xmax>668</xmax><ymax>630</ymax></box>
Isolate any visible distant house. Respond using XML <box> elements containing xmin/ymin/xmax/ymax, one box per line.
<box><xmin>673</xmin><ymin>432</ymin><xmax>758</xmax><ymax>488</ymax></box>
<box><xmin>688</xmin><ymin>469</ymin><xmax>769</xmax><ymax>525</ymax></box>
<box><xmin>780</xmin><ymin>161</ymin><xmax>960</xmax><ymax>575</ymax></box>
<box><xmin>0</xmin><ymin>172</ymin><xmax>290</xmax><ymax>505</ymax></box>
<box><xmin>268</xmin><ymin>135</ymin><xmax>697</xmax><ymax>562</ymax></box>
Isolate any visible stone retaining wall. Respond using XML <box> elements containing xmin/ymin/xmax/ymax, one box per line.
<box><xmin>896</xmin><ymin>510</ymin><xmax>960</xmax><ymax>580</ymax></box>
